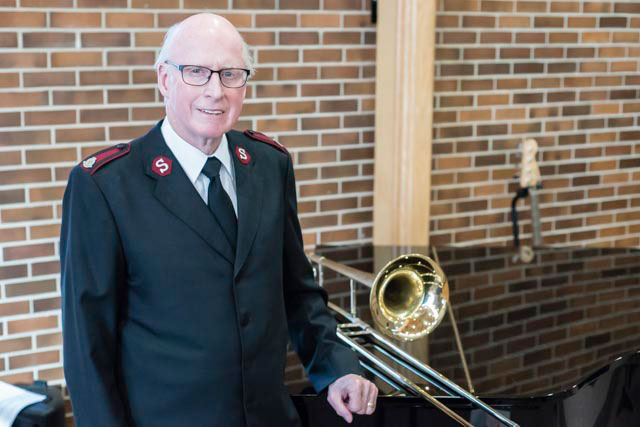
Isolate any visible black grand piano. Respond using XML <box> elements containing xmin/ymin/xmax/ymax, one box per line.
<box><xmin>291</xmin><ymin>245</ymin><xmax>640</xmax><ymax>427</ymax></box>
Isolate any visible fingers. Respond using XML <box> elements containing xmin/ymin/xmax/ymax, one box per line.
<box><xmin>327</xmin><ymin>375</ymin><xmax>380</xmax><ymax>422</ymax></box>
<box><xmin>365</xmin><ymin>381</ymin><xmax>378</xmax><ymax>415</ymax></box>
<box><xmin>345</xmin><ymin>377</ymin><xmax>366</xmax><ymax>415</ymax></box>
<box><xmin>346</xmin><ymin>376</ymin><xmax>378</xmax><ymax>415</ymax></box>
<box><xmin>327</xmin><ymin>383</ymin><xmax>353</xmax><ymax>424</ymax></box>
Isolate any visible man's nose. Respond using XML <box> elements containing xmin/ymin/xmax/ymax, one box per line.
<box><xmin>203</xmin><ymin>72</ymin><xmax>224</xmax><ymax>97</ymax></box>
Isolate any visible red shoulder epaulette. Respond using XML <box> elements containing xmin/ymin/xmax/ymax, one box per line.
<box><xmin>244</xmin><ymin>130</ymin><xmax>288</xmax><ymax>155</ymax></box>
<box><xmin>79</xmin><ymin>143</ymin><xmax>130</xmax><ymax>175</ymax></box>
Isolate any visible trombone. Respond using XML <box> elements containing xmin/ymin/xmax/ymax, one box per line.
<box><xmin>309</xmin><ymin>252</ymin><xmax>519</xmax><ymax>427</ymax></box>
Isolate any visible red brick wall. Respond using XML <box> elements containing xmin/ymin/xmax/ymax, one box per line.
<box><xmin>0</xmin><ymin>1</ymin><xmax>376</xmax><ymax>421</ymax></box>
<box><xmin>431</xmin><ymin>0</ymin><xmax>640</xmax><ymax>247</ymax></box>
<box><xmin>429</xmin><ymin>246</ymin><xmax>640</xmax><ymax>395</ymax></box>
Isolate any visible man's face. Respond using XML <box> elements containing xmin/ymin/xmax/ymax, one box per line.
<box><xmin>158</xmin><ymin>25</ymin><xmax>246</xmax><ymax>149</ymax></box>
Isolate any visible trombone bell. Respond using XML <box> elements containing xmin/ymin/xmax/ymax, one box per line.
<box><xmin>371</xmin><ymin>255</ymin><xmax>449</xmax><ymax>341</ymax></box>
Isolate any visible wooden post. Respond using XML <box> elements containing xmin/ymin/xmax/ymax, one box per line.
<box><xmin>373</xmin><ymin>0</ymin><xmax>436</xmax><ymax>246</ymax></box>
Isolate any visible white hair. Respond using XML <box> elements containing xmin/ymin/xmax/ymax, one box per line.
<box><xmin>154</xmin><ymin>20</ymin><xmax>255</xmax><ymax>76</ymax></box>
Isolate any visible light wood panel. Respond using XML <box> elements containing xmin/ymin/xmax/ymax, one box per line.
<box><xmin>373</xmin><ymin>0</ymin><xmax>437</xmax><ymax>246</ymax></box>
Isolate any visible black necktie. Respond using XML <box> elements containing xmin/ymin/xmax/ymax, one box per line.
<box><xmin>201</xmin><ymin>157</ymin><xmax>237</xmax><ymax>252</ymax></box>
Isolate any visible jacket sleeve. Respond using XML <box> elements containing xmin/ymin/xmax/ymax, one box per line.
<box><xmin>60</xmin><ymin>167</ymin><xmax>129</xmax><ymax>426</ymax></box>
<box><xmin>281</xmin><ymin>155</ymin><xmax>364</xmax><ymax>392</ymax></box>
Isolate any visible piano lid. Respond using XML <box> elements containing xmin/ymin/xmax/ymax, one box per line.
<box><xmin>313</xmin><ymin>245</ymin><xmax>640</xmax><ymax>398</ymax></box>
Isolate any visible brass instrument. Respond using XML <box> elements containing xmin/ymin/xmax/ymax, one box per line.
<box><xmin>309</xmin><ymin>252</ymin><xmax>519</xmax><ymax>427</ymax></box>
<box><xmin>370</xmin><ymin>254</ymin><xmax>448</xmax><ymax>341</ymax></box>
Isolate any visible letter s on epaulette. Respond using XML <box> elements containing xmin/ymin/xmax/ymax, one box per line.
<box><xmin>244</xmin><ymin>130</ymin><xmax>288</xmax><ymax>155</ymax></box>
<box><xmin>80</xmin><ymin>143</ymin><xmax>131</xmax><ymax>175</ymax></box>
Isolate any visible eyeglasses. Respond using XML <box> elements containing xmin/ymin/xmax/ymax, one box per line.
<box><xmin>164</xmin><ymin>60</ymin><xmax>250</xmax><ymax>88</ymax></box>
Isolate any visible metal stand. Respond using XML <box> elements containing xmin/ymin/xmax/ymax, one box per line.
<box><xmin>431</xmin><ymin>246</ymin><xmax>475</xmax><ymax>395</ymax></box>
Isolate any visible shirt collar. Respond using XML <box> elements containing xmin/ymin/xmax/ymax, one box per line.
<box><xmin>161</xmin><ymin>118</ymin><xmax>234</xmax><ymax>185</ymax></box>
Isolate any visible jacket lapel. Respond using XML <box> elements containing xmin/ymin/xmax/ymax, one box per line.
<box><xmin>227</xmin><ymin>131</ymin><xmax>264</xmax><ymax>277</ymax></box>
<box><xmin>141</xmin><ymin>122</ymin><xmax>235</xmax><ymax>265</ymax></box>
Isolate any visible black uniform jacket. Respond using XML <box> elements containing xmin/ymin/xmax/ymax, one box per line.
<box><xmin>60</xmin><ymin>121</ymin><xmax>362</xmax><ymax>427</ymax></box>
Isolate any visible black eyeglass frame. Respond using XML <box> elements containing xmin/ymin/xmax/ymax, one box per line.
<box><xmin>164</xmin><ymin>60</ymin><xmax>250</xmax><ymax>88</ymax></box>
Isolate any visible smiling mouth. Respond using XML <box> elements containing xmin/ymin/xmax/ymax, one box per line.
<box><xmin>198</xmin><ymin>108</ymin><xmax>224</xmax><ymax>116</ymax></box>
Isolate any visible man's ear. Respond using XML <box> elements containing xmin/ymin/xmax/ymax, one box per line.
<box><xmin>157</xmin><ymin>64</ymin><xmax>170</xmax><ymax>98</ymax></box>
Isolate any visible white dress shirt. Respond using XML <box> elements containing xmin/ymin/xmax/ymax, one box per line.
<box><xmin>161</xmin><ymin>118</ymin><xmax>238</xmax><ymax>217</ymax></box>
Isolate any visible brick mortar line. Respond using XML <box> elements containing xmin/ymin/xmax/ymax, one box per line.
<box><xmin>0</xmin><ymin>99</ymin><xmax>375</xmax><ymax>110</ymax></box>
<box><xmin>1</xmin><ymin>363</ymin><xmax>62</xmax><ymax>374</ymax></box>
<box><xmin>0</xmin><ymin>164</ymin><xmax>62</xmax><ymax>172</ymax></box>
<box><xmin>433</xmin><ymin>88</ymin><xmax>640</xmax><ymax>95</ymax></box>
<box><xmin>0</xmin><ymin>60</ymin><xmax>376</xmax><ymax>66</ymax></box>
<box><xmin>268</xmin><ymin>192</ymin><xmax>374</xmax><ymax>201</ymax></box>
<box><xmin>434</xmin><ymin>93</ymin><xmax>640</xmax><ymax>102</ymax></box>
<box><xmin>0</xmin><ymin>316</ymin><xmax>61</xmax><ymax>330</ymax></box>
<box><xmin>430</xmin><ymin>211</ymin><xmax>637</xmax><ymax>224</ymax></box>
<box><xmin>435</xmin><ymin>66</ymin><xmax>640</xmax><ymax>72</ymax></box>
<box><xmin>299</xmin><ymin>207</ymin><xmax>374</xmax><ymax>216</ymax></box>
<box><xmin>258</xmin><ymin>126</ymin><xmax>375</xmax><ymax>133</ymax></box>
<box><xmin>431</xmin><ymin>228</ymin><xmax>638</xmax><ymax>242</ymax></box>
<box><xmin>430</xmin><ymin>164</ymin><xmax>640</xmax><ymax>175</ymax></box>
<box><xmin>436</xmin><ymin>11</ymin><xmax>636</xmax><ymax>17</ymax></box>
<box><xmin>0</xmin><ymin>88</ymin><xmax>371</xmax><ymax>98</ymax></box>
<box><xmin>429</xmin><ymin>207</ymin><xmax>640</xmax><ymax>221</ymax></box>
<box><xmin>434</xmin><ymin>124</ymin><xmax>640</xmax><ymax>132</ymax></box>
<box><xmin>432</xmin><ymin>222</ymin><xmax>640</xmax><ymax>236</ymax></box>
<box><xmin>439</xmin><ymin>252</ymin><xmax>638</xmax><ymax>265</ymax></box>
<box><xmin>532</xmin><ymin>228</ymin><xmax>640</xmax><ymax>238</ymax></box>
<box><xmin>0</xmin><ymin>7</ymin><xmax>372</xmax><ymax>14</ymax></box>
<box><xmin>0</xmin><ymin>111</ymin><xmax>376</xmax><ymax>126</ymax></box>
<box><xmin>433</xmin><ymin>131</ymin><xmax>640</xmax><ymax>142</ymax></box>
<box><xmin>433</xmin><ymin>340</ymin><xmax>635</xmax><ymax>367</ymax></box>
<box><xmin>0</xmin><ymin>313</ymin><xmax>60</xmax><ymax>326</ymax></box>
<box><xmin>0</xmin><ymin>275</ymin><xmax>61</xmax><ymax>287</ymax></box>
<box><xmin>0</xmin><ymin>245</ymin><xmax>61</xmax><ymax>257</ymax></box>
<box><xmin>294</xmin><ymin>144</ymin><xmax>374</xmax><ymax>152</ymax></box>
<box><xmin>440</xmin><ymin>318</ymin><xmax>640</xmax><ymax>355</ymax></box>
<box><xmin>3</xmin><ymin>361</ymin><xmax>63</xmax><ymax>376</ymax></box>
<box><xmin>434</xmin><ymin>234</ymin><xmax>640</xmax><ymax>246</ymax></box>
<box><xmin>434</xmin><ymin>80</ymin><xmax>640</xmax><ymax>86</ymax></box>
<box><xmin>437</xmin><ymin>191</ymin><xmax>639</xmax><ymax>202</ymax></box>
<box><xmin>0</xmin><ymin>270</ymin><xmax>60</xmax><ymax>282</ymax></box>
<box><xmin>0</xmin><ymin>252</ymin><xmax>60</xmax><ymax>264</ymax></box>
<box><xmin>0</xmin><ymin>345</ymin><xmax>62</xmax><ymax>359</ymax></box>
<box><xmin>0</xmin><ymin>216</ymin><xmax>61</xmax><ymax>225</ymax></box>
<box><xmin>453</xmin><ymin>288</ymin><xmax>640</xmax><ymax>310</ymax></box>
<box><xmin>292</xmin><ymin>221</ymin><xmax>372</xmax><ymax>233</ymax></box>
<box><xmin>434</xmin><ymin>44</ymin><xmax>640</xmax><ymax>49</ymax></box>
<box><xmin>430</xmin><ymin>188</ymin><xmax>637</xmax><ymax>198</ymax></box>
<box><xmin>435</xmin><ymin>110</ymin><xmax>638</xmax><ymax>116</ymax></box>
<box><xmin>292</xmin><ymin>165</ymin><xmax>372</xmax><ymax>172</ymax></box>
<box><xmin>436</xmin><ymin>26</ymin><xmax>640</xmax><ymax>29</ymax></box>
<box><xmin>433</xmin><ymin>143</ymin><xmax>640</xmax><ymax>152</ymax></box>
<box><xmin>436</xmin><ymin>33</ymin><xmax>640</xmax><ymax>38</ymax></box>
<box><xmin>0</xmin><ymin>160</ymin><xmax>79</xmax><ymax>170</ymax></box>
<box><xmin>293</xmin><ymin>175</ymin><xmax>375</xmax><ymax>184</ymax></box>
<box><xmin>0</xmin><ymin>220</ymin><xmax>62</xmax><ymax>230</ymax></box>
<box><xmin>0</xmin><ymin>105</ymin><xmax>160</xmax><ymax>113</ymax></box>
<box><xmin>306</xmin><ymin>235</ymin><xmax>370</xmax><ymax>245</ymax></box>
<box><xmin>430</xmin><ymin>167</ymin><xmax>640</xmax><ymax>179</ymax></box>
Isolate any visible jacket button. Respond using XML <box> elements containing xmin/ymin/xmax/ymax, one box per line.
<box><xmin>240</xmin><ymin>313</ymin><xmax>250</xmax><ymax>327</ymax></box>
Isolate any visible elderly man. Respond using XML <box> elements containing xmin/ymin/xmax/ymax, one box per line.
<box><xmin>61</xmin><ymin>13</ymin><xmax>377</xmax><ymax>427</ymax></box>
